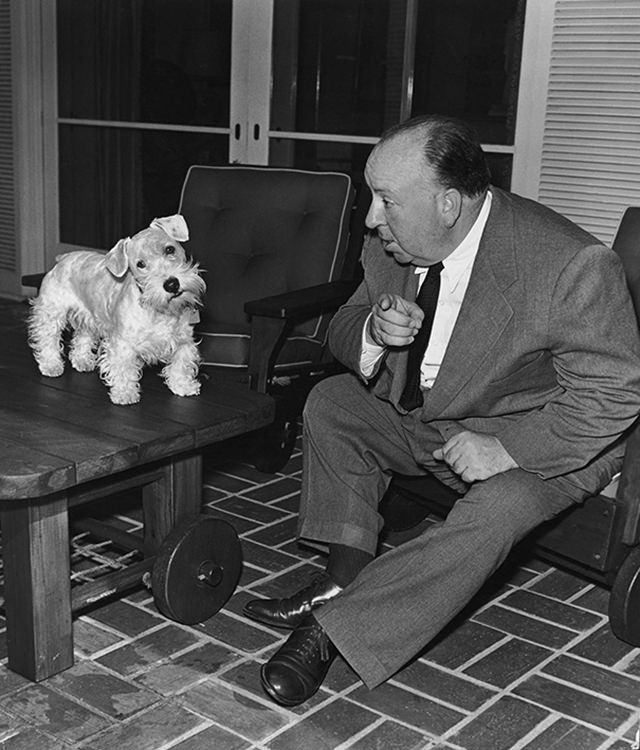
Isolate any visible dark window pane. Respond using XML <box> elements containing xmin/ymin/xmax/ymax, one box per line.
<box><xmin>59</xmin><ymin>124</ymin><xmax>228</xmax><ymax>248</ymax></box>
<box><xmin>269</xmin><ymin>137</ymin><xmax>373</xmax><ymax>188</ymax></box>
<box><xmin>272</xmin><ymin>0</ymin><xmax>400</xmax><ymax>137</ymax></box>
<box><xmin>269</xmin><ymin>140</ymin><xmax>512</xmax><ymax>191</ymax></box>
<box><xmin>486</xmin><ymin>154</ymin><xmax>513</xmax><ymax>190</ymax></box>
<box><xmin>412</xmin><ymin>0</ymin><xmax>525</xmax><ymax>144</ymax></box>
<box><xmin>57</xmin><ymin>0</ymin><xmax>231</xmax><ymax>127</ymax></box>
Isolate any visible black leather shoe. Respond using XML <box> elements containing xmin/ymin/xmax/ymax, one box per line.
<box><xmin>261</xmin><ymin>615</ymin><xmax>338</xmax><ymax>706</ymax></box>
<box><xmin>243</xmin><ymin>573</ymin><xmax>342</xmax><ymax>629</ymax></box>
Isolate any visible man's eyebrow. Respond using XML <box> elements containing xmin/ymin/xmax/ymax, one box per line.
<box><xmin>374</xmin><ymin>186</ymin><xmax>398</xmax><ymax>199</ymax></box>
<box><xmin>366</xmin><ymin>180</ymin><xmax>391</xmax><ymax>194</ymax></box>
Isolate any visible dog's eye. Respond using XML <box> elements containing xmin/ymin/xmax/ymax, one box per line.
<box><xmin>165</xmin><ymin>245</ymin><xmax>176</xmax><ymax>255</ymax></box>
<box><xmin>136</xmin><ymin>260</ymin><xmax>146</xmax><ymax>269</ymax></box>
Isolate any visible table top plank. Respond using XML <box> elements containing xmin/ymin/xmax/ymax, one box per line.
<box><xmin>130</xmin><ymin>376</ymin><xmax>276</xmax><ymax>447</ymax></box>
<box><xmin>0</xmin><ymin>322</ymin><xmax>275</xmax><ymax>500</ymax></box>
<box><xmin>0</xmin><ymin>364</ymin><xmax>273</xmax><ymax>451</ymax></box>
<box><xmin>0</xmin><ymin>406</ymin><xmax>140</xmax><ymax>485</ymax></box>
<box><xmin>0</xmin><ymin>371</ymin><xmax>197</xmax><ymax>462</ymax></box>
<box><xmin>3</xmin><ymin>329</ymin><xmax>273</xmax><ymax>429</ymax></box>
<box><xmin>0</xmin><ymin>436</ymin><xmax>75</xmax><ymax>499</ymax></box>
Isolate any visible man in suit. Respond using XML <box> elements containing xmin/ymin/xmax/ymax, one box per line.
<box><xmin>244</xmin><ymin>115</ymin><xmax>640</xmax><ymax>707</ymax></box>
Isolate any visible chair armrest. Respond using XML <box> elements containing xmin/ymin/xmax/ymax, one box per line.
<box><xmin>244</xmin><ymin>279</ymin><xmax>358</xmax><ymax>393</ymax></box>
<box><xmin>244</xmin><ymin>279</ymin><xmax>358</xmax><ymax>321</ymax></box>
<box><xmin>22</xmin><ymin>273</ymin><xmax>45</xmax><ymax>289</ymax></box>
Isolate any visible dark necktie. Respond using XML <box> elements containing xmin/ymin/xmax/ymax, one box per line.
<box><xmin>399</xmin><ymin>261</ymin><xmax>444</xmax><ymax>411</ymax></box>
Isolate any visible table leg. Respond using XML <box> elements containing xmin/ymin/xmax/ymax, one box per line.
<box><xmin>0</xmin><ymin>493</ymin><xmax>73</xmax><ymax>681</ymax></box>
<box><xmin>142</xmin><ymin>452</ymin><xmax>203</xmax><ymax>557</ymax></box>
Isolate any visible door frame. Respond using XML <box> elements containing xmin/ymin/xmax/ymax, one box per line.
<box><xmin>8</xmin><ymin>0</ymin><xmax>46</xmax><ymax>296</ymax></box>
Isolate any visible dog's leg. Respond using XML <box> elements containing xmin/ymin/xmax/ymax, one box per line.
<box><xmin>161</xmin><ymin>340</ymin><xmax>201</xmax><ymax>397</ymax></box>
<box><xmin>27</xmin><ymin>298</ymin><xmax>67</xmax><ymax>377</ymax></box>
<box><xmin>68</xmin><ymin>328</ymin><xmax>98</xmax><ymax>372</ymax></box>
<box><xmin>98</xmin><ymin>340</ymin><xmax>144</xmax><ymax>405</ymax></box>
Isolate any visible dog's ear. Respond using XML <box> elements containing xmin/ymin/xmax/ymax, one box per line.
<box><xmin>150</xmin><ymin>215</ymin><xmax>189</xmax><ymax>242</ymax></box>
<box><xmin>104</xmin><ymin>238</ymin><xmax>130</xmax><ymax>278</ymax></box>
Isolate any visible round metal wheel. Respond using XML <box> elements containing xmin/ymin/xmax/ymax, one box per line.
<box><xmin>152</xmin><ymin>514</ymin><xmax>242</xmax><ymax>625</ymax></box>
<box><xmin>609</xmin><ymin>545</ymin><xmax>640</xmax><ymax>646</ymax></box>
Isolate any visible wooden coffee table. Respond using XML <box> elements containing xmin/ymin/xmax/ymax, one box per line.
<box><xmin>0</xmin><ymin>322</ymin><xmax>274</xmax><ymax>681</ymax></box>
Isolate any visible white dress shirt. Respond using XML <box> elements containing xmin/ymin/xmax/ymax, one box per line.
<box><xmin>360</xmin><ymin>191</ymin><xmax>492</xmax><ymax>388</ymax></box>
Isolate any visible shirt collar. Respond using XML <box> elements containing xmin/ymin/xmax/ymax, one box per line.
<box><xmin>415</xmin><ymin>190</ymin><xmax>492</xmax><ymax>291</ymax></box>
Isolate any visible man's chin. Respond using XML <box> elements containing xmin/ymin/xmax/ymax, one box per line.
<box><xmin>385</xmin><ymin>246</ymin><xmax>413</xmax><ymax>265</ymax></box>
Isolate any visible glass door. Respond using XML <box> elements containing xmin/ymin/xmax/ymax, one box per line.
<box><xmin>269</xmin><ymin>0</ymin><xmax>407</xmax><ymax>185</ymax></box>
<box><xmin>268</xmin><ymin>0</ymin><xmax>525</xmax><ymax>189</ymax></box>
<box><xmin>46</xmin><ymin>0</ymin><xmax>234</xmax><ymax>259</ymax></box>
<box><xmin>44</xmin><ymin>0</ymin><xmax>525</xmax><ymax>264</ymax></box>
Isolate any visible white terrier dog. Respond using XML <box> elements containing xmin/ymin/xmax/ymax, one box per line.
<box><xmin>28</xmin><ymin>215</ymin><xmax>206</xmax><ymax>405</ymax></box>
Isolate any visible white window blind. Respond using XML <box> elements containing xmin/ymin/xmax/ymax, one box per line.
<box><xmin>0</xmin><ymin>0</ymin><xmax>16</xmax><ymax>272</ymax></box>
<box><xmin>538</xmin><ymin>0</ymin><xmax>640</xmax><ymax>246</ymax></box>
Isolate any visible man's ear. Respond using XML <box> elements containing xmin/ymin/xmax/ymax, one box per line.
<box><xmin>440</xmin><ymin>189</ymin><xmax>462</xmax><ymax>228</ymax></box>
<box><xmin>104</xmin><ymin>238</ymin><xmax>130</xmax><ymax>278</ymax></box>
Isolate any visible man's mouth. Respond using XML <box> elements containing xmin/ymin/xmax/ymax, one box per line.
<box><xmin>380</xmin><ymin>236</ymin><xmax>399</xmax><ymax>251</ymax></box>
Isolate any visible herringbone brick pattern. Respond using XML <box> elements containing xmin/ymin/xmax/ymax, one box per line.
<box><xmin>0</xmin><ymin>437</ymin><xmax>638</xmax><ymax>750</ymax></box>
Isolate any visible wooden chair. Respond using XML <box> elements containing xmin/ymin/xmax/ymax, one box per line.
<box><xmin>176</xmin><ymin>165</ymin><xmax>367</xmax><ymax>471</ymax></box>
<box><xmin>382</xmin><ymin>207</ymin><xmax>640</xmax><ymax>646</ymax></box>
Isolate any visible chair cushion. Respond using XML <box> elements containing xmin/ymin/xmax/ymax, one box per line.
<box><xmin>178</xmin><ymin>166</ymin><xmax>354</xmax><ymax>369</ymax></box>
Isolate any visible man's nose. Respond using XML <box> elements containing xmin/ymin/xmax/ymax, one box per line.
<box><xmin>365</xmin><ymin>199</ymin><xmax>382</xmax><ymax>229</ymax></box>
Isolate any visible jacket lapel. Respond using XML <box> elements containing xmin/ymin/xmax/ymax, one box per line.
<box><xmin>422</xmin><ymin>190</ymin><xmax>518</xmax><ymax>419</ymax></box>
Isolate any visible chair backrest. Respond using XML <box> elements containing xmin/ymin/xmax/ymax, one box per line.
<box><xmin>612</xmin><ymin>207</ymin><xmax>640</xmax><ymax>322</ymax></box>
<box><xmin>177</xmin><ymin>165</ymin><xmax>356</xmax><ymax>368</ymax></box>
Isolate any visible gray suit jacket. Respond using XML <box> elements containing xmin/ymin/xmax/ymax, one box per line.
<box><xmin>328</xmin><ymin>188</ymin><xmax>640</xmax><ymax>484</ymax></box>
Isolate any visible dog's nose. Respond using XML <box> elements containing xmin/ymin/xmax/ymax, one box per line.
<box><xmin>164</xmin><ymin>277</ymin><xmax>180</xmax><ymax>294</ymax></box>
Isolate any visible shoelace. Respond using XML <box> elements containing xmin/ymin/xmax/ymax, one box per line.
<box><xmin>295</xmin><ymin>622</ymin><xmax>332</xmax><ymax>663</ymax></box>
<box><xmin>289</xmin><ymin>574</ymin><xmax>330</xmax><ymax>606</ymax></box>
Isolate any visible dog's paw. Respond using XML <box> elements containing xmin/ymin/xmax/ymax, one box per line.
<box><xmin>168</xmin><ymin>379</ymin><xmax>201</xmax><ymax>397</ymax></box>
<box><xmin>38</xmin><ymin>361</ymin><xmax>64</xmax><ymax>378</ymax></box>
<box><xmin>69</xmin><ymin>354</ymin><xmax>97</xmax><ymax>372</ymax></box>
<box><xmin>109</xmin><ymin>388</ymin><xmax>141</xmax><ymax>405</ymax></box>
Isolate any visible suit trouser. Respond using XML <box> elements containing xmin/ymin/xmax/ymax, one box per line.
<box><xmin>298</xmin><ymin>374</ymin><xmax>616</xmax><ymax>689</ymax></box>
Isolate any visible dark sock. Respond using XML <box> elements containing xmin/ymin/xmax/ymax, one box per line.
<box><xmin>326</xmin><ymin>543</ymin><xmax>374</xmax><ymax>587</ymax></box>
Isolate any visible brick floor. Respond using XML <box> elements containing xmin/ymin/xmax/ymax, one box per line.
<box><xmin>0</xmin><ymin>300</ymin><xmax>639</xmax><ymax>749</ymax></box>
<box><xmin>0</xmin><ymin>438</ymin><xmax>637</xmax><ymax>750</ymax></box>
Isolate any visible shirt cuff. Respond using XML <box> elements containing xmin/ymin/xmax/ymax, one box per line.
<box><xmin>360</xmin><ymin>313</ymin><xmax>386</xmax><ymax>377</ymax></box>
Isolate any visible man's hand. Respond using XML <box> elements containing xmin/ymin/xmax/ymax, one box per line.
<box><xmin>433</xmin><ymin>430</ymin><xmax>518</xmax><ymax>483</ymax></box>
<box><xmin>367</xmin><ymin>293</ymin><xmax>424</xmax><ymax>348</ymax></box>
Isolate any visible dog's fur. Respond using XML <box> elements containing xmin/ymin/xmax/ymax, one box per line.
<box><xmin>28</xmin><ymin>215</ymin><xmax>206</xmax><ymax>405</ymax></box>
